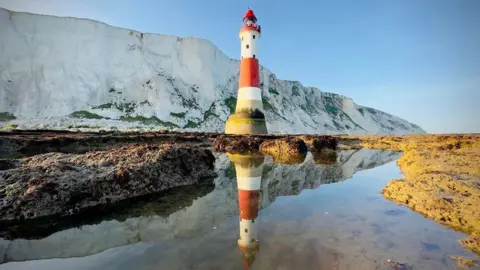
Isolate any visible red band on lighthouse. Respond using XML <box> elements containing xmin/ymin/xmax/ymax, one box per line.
<box><xmin>238</xmin><ymin>189</ymin><xmax>260</xmax><ymax>220</ymax></box>
<box><xmin>239</xmin><ymin>58</ymin><xmax>260</xmax><ymax>88</ymax></box>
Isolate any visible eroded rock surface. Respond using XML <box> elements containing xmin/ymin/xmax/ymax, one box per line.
<box><xmin>352</xmin><ymin>134</ymin><xmax>480</xmax><ymax>255</ymax></box>
<box><xmin>0</xmin><ymin>145</ymin><xmax>216</xmax><ymax>222</ymax></box>
<box><xmin>260</xmin><ymin>138</ymin><xmax>308</xmax><ymax>164</ymax></box>
<box><xmin>298</xmin><ymin>135</ymin><xmax>338</xmax><ymax>151</ymax></box>
<box><xmin>212</xmin><ymin>135</ymin><xmax>264</xmax><ymax>154</ymax></box>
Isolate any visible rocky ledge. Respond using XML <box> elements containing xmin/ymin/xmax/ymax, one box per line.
<box><xmin>353</xmin><ymin>134</ymin><xmax>480</xmax><ymax>255</ymax></box>
<box><xmin>213</xmin><ymin>135</ymin><xmax>338</xmax><ymax>165</ymax></box>
<box><xmin>259</xmin><ymin>138</ymin><xmax>308</xmax><ymax>164</ymax></box>
<box><xmin>0</xmin><ymin>144</ymin><xmax>216</xmax><ymax>222</ymax></box>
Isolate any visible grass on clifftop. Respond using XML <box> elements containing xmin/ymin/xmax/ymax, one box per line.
<box><xmin>365</xmin><ymin>107</ymin><xmax>377</xmax><ymax>114</ymax></box>
<box><xmin>358</xmin><ymin>107</ymin><xmax>379</xmax><ymax>116</ymax></box>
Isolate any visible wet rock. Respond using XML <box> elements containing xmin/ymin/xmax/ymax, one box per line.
<box><xmin>0</xmin><ymin>159</ymin><xmax>21</xmax><ymax>171</ymax></box>
<box><xmin>337</xmin><ymin>137</ymin><xmax>363</xmax><ymax>150</ymax></box>
<box><xmin>0</xmin><ymin>137</ymin><xmax>23</xmax><ymax>158</ymax></box>
<box><xmin>450</xmin><ymin>256</ymin><xmax>480</xmax><ymax>269</ymax></box>
<box><xmin>0</xmin><ymin>130</ymin><xmax>210</xmax><ymax>158</ymax></box>
<box><xmin>386</xmin><ymin>259</ymin><xmax>412</xmax><ymax>270</ymax></box>
<box><xmin>260</xmin><ymin>138</ymin><xmax>307</xmax><ymax>164</ymax></box>
<box><xmin>0</xmin><ymin>145</ymin><xmax>216</xmax><ymax>222</ymax></box>
<box><xmin>362</xmin><ymin>134</ymin><xmax>480</xmax><ymax>255</ymax></box>
<box><xmin>299</xmin><ymin>135</ymin><xmax>338</xmax><ymax>151</ymax></box>
<box><xmin>460</xmin><ymin>233</ymin><xmax>480</xmax><ymax>255</ymax></box>
<box><xmin>212</xmin><ymin>135</ymin><xmax>264</xmax><ymax>154</ymax></box>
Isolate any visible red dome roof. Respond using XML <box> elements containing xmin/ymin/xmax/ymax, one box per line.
<box><xmin>243</xmin><ymin>9</ymin><xmax>256</xmax><ymax>20</ymax></box>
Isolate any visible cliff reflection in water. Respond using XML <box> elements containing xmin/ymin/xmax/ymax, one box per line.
<box><xmin>0</xmin><ymin>149</ymin><xmax>401</xmax><ymax>264</ymax></box>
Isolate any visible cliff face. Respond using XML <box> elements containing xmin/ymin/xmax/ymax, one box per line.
<box><xmin>0</xmin><ymin>8</ymin><xmax>424</xmax><ymax>134</ymax></box>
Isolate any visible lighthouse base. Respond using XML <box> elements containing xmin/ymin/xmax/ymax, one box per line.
<box><xmin>225</xmin><ymin>113</ymin><xmax>268</xmax><ymax>135</ymax></box>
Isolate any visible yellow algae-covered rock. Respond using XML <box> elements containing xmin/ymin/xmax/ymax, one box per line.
<box><xmin>352</xmin><ymin>134</ymin><xmax>480</xmax><ymax>254</ymax></box>
<box><xmin>297</xmin><ymin>135</ymin><xmax>338</xmax><ymax>152</ymax></box>
<box><xmin>260</xmin><ymin>138</ymin><xmax>307</xmax><ymax>164</ymax></box>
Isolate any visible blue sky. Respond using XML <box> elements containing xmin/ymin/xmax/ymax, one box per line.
<box><xmin>1</xmin><ymin>0</ymin><xmax>479</xmax><ymax>133</ymax></box>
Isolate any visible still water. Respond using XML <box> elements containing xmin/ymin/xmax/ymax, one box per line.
<box><xmin>0</xmin><ymin>149</ymin><xmax>475</xmax><ymax>270</ymax></box>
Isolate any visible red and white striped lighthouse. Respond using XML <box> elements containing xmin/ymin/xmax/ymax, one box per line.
<box><xmin>225</xmin><ymin>9</ymin><xmax>268</xmax><ymax>135</ymax></box>
<box><xmin>227</xmin><ymin>153</ymin><xmax>265</xmax><ymax>268</ymax></box>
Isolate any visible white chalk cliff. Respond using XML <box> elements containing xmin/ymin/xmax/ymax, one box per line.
<box><xmin>0</xmin><ymin>8</ymin><xmax>424</xmax><ymax>134</ymax></box>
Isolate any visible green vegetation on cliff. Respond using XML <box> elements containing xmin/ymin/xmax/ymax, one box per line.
<box><xmin>0</xmin><ymin>112</ymin><xmax>16</xmax><ymax>121</ymax></box>
<box><xmin>119</xmin><ymin>116</ymin><xmax>179</xmax><ymax>128</ymax></box>
<box><xmin>70</xmin><ymin>111</ymin><xmax>104</xmax><ymax>119</ymax></box>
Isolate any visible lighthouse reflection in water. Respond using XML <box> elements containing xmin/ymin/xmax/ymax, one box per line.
<box><xmin>227</xmin><ymin>153</ymin><xmax>265</xmax><ymax>269</ymax></box>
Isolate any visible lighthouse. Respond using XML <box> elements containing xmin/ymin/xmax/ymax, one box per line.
<box><xmin>227</xmin><ymin>153</ymin><xmax>265</xmax><ymax>268</ymax></box>
<box><xmin>225</xmin><ymin>9</ymin><xmax>268</xmax><ymax>135</ymax></box>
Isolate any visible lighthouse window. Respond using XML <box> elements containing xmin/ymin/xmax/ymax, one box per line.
<box><xmin>253</xmin><ymin>35</ymin><xmax>256</xmax><ymax>39</ymax></box>
<box><xmin>246</xmin><ymin>44</ymin><xmax>249</xmax><ymax>49</ymax></box>
<box><xmin>241</xmin><ymin>37</ymin><xmax>243</xmax><ymax>41</ymax></box>
<box><xmin>253</xmin><ymin>54</ymin><xmax>256</xmax><ymax>59</ymax></box>
<box><xmin>245</xmin><ymin>229</ymin><xmax>248</xmax><ymax>233</ymax></box>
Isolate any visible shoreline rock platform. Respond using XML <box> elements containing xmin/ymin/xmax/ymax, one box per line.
<box><xmin>1</xmin><ymin>130</ymin><xmax>478</xmax><ymax>257</ymax></box>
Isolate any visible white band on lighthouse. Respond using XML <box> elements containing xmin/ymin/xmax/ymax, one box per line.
<box><xmin>240</xmin><ymin>30</ymin><xmax>259</xmax><ymax>59</ymax></box>
<box><xmin>238</xmin><ymin>87</ymin><xmax>262</xmax><ymax>101</ymax></box>
<box><xmin>239</xmin><ymin>219</ymin><xmax>258</xmax><ymax>246</ymax></box>
<box><xmin>237</xmin><ymin>176</ymin><xmax>261</xmax><ymax>190</ymax></box>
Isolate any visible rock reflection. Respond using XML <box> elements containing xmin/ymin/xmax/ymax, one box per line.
<box><xmin>312</xmin><ymin>149</ymin><xmax>338</xmax><ymax>165</ymax></box>
<box><xmin>227</xmin><ymin>153</ymin><xmax>264</xmax><ymax>268</ymax></box>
